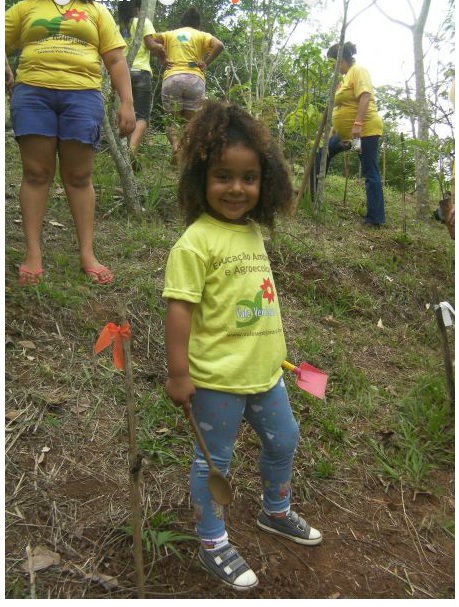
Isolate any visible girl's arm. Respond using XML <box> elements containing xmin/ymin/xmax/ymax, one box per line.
<box><xmin>144</xmin><ymin>35</ymin><xmax>167</xmax><ymax>64</ymax></box>
<box><xmin>5</xmin><ymin>56</ymin><xmax>14</xmax><ymax>94</ymax></box>
<box><xmin>165</xmin><ymin>299</ymin><xmax>196</xmax><ymax>413</ymax></box>
<box><xmin>101</xmin><ymin>47</ymin><xmax>136</xmax><ymax>138</ymax></box>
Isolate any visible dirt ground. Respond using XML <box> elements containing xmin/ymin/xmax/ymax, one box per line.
<box><xmin>5</xmin><ymin>325</ymin><xmax>455</xmax><ymax>599</ymax></box>
<box><xmin>4</xmin><ymin>447</ymin><xmax>456</xmax><ymax>599</ymax></box>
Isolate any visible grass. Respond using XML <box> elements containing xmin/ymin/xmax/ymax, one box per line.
<box><xmin>4</xmin><ymin>129</ymin><xmax>455</xmax><ymax>598</ymax></box>
<box><xmin>368</xmin><ymin>372</ymin><xmax>455</xmax><ymax>486</ymax></box>
<box><xmin>119</xmin><ymin>512</ymin><xmax>198</xmax><ymax>560</ymax></box>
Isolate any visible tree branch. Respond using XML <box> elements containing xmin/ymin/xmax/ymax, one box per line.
<box><xmin>373</xmin><ymin>0</ymin><xmax>413</xmax><ymax>31</ymax></box>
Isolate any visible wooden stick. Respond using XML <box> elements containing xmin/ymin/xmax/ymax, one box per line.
<box><xmin>342</xmin><ymin>151</ymin><xmax>349</xmax><ymax>206</ymax></box>
<box><xmin>434</xmin><ymin>307</ymin><xmax>455</xmax><ymax>406</ymax></box>
<box><xmin>431</xmin><ymin>289</ymin><xmax>455</xmax><ymax>407</ymax></box>
<box><xmin>26</xmin><ymin>544</ymin><xmax>37</xmax><ymax>599</ymax></box>
<box><xmin>121</xmin><ymin>324</ymin><xmax>145</xmax><ymax>599</ymax></box>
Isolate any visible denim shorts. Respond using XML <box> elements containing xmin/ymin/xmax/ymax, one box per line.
<box><xmin>130</xmin><ymin>70</ymin><xmax>153</xmax><ymax>123</ymax></box>
<box><xmin>161</xmin><ymin>73</ymin><xmax>205</xmax><ymax>112</ymax></box>
<box><xmin>10</xmin><ymin>84</ymin><xmax>105</xmax><ymax>149</ymax></box>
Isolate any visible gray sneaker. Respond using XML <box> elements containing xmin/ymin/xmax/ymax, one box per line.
<box><xmin>257</xmin><ymin>510</ymin><xmax>323</xmax><ymax>545</ymax></box>
<box><xmin>198</xmin><ymin>543</ymin><xmax>259</xmax><ymax>590</ymax></box>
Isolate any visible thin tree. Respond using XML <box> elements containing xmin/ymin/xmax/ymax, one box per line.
<box><xmin>374</xmin><ymin>0</ymin><xmax>432</xmax><ymax>219</ymax></box>
<box><xmin>311</xmin><ymin>0</ymin><xmax>349</xmax><ymax>215</ymax></box>
<box><xmin>103</xmin><ymin>0</ymin><xmax>157</xmax><ymax>212</ymax></box>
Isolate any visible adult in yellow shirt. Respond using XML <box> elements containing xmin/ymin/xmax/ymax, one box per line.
<box><xmin>153</xmin><ymin>7</ymin><xmax>224</xmax><ymax>164</ymax></box>
<box><xmin>5</xmin><ymin>0</ymin><xmax>135</xmax><ymax>285</ymax></box>
<box><xmin>118</xmin><ymin>0</ymin><xmax>166</xmax><ymax>167</ymax></box>
<box><xmin>313</xmin><ymin>42</ymin><xmax>385</xmax><ymax>227</ymax></box>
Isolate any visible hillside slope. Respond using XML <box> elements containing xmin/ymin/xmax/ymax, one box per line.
<box><xmin>5</xmin><ymin>137</ymin><xmax>455</xmax><ymax>599</ymax></box>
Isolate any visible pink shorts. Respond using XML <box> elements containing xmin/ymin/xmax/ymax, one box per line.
<box><xmin>161</xmin><ymin>73</ymin><xmax>206</xmax><ymax>112</ymax></box>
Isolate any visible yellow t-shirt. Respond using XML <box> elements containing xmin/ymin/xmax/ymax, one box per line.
<box><xmin>162</xmin><ymin>213</ymin><xmax>286</xmax><ymax>394</ymax></box>
<box><xmin>332</xmin><ymin>64</ymin><xmax>383</xmax><ymax>139</ymax></box>
<box><xmin>160</xmin><ymin>27</ymin><xmax>213</xmax><ymax>82</ymax></box>
<box><xmin>122</xmin><ymin>17</ymin><xmax>156</xmax><ymax>74</ymax></box>
<box><xmin>6</xmin><ymin>0</ymin><xmax>126</xmax><ymax>90</ymax></box>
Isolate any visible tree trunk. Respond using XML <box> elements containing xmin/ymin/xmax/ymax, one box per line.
<box><xmin>104</xmin><ymin>110</ymin><xmax>141</xmax><ymax>213</ymax></box>
<box><xmin>412</xmin><ymin>0</ymin><xmax>431</xmax><ymax>219</ymax></box>
<box><xmin>313</xmin><ymin>0</ymin><xmax>350</xmax><ymax>216</ymax></box>
<box><xmin>103</xmin><ymin>0</ymin><xmax>156</xmax><ymax>213</ymax></box>
<box><xmin>374</xmin><ymin>0</ymin><xmax>432</xmax><ymax>219</ymax></box>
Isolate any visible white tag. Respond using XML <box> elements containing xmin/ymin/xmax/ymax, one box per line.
<box><xmin>439</xmin><ymin>301</ymin><xmax>455</xmax><ymax>327</ymax></box>
<box><xmin>54</xmin><ymin>0</ymin><xmax>71</xmax><ymax>5</ymax></box>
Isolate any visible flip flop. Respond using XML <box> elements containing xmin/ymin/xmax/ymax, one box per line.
<box><xmin>18</xmin><ymin>265</ymin><xmax>43</xmax><ymax>286</ymax></box>
<box><xmin>83</xmin><ymin>265</ymin><xmax>114</xmax><ymax>285</ymax></box>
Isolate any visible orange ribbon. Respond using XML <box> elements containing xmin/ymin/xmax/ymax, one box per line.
<box><xmin>94</xmin><ymin>322</ymin><xmax>131</xmax><ymax>370</ymax></box>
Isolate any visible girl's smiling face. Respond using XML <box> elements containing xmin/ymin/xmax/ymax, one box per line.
<box><xmin>206</xmin><ymin>143</ymin><xmax>261</xmax><ymax>224</ymax></box>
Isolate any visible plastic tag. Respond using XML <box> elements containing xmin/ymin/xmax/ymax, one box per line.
<box><xmin>440</xmin><ymin>302</ymin><xmax>455</xmax><ymax>327</ymax></box>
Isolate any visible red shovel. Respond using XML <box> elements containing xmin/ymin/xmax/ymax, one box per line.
<box><xmin>282</xmin><ymin>360</ymin><xmax>328</xmax><ymax>399</ymax></box>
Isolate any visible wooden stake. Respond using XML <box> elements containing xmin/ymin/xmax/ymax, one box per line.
<box><xmin>342</xmin><ymin>151</ymin><xmax>349</xmax><ymax>206</ymax></box>
<box><xmin>121</xmin><ymin>324</ymin><xmax>145</xmax><ymax>598</ymax></box>
<box><xmin>431</xmin><ymin>290</ymin><xmax>455</xmax><ymax>407</ymax></box>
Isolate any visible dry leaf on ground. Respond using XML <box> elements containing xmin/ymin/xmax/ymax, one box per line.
<box><xmin>21</xmin><ymin>545</ymin><xmax>60</xmax><ymax>573</ymax></box>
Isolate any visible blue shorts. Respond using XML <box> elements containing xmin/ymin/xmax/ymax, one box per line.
<box><xmin>10</xmin><ymin>84</ymin><xmax>105</xmax><ymax>149</ymax></box>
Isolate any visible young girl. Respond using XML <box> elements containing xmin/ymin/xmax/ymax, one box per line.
<box><xmin>162</xmin><ymin>101</ymin><xmax>322</xmax><ymax>591</ymax></box>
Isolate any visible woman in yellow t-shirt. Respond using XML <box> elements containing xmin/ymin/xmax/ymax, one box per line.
<box><xmin>5</xmin><ymin>0</ymin><xmax>135</xmax><ymax>285</ymax></box>
<box><xmin>153</xmin><ymin>7</ymin><xmax>224</xmax><ymax>164</ymax></box>
<box><xmin>313</xmin><ymin>42</ymin><xmax>385</xmax><ymax>227</ymax></box>
<box><xmin>118</xmin><ymin>0</ymin><xmax>166</xmax><ymax>167</ymax></box>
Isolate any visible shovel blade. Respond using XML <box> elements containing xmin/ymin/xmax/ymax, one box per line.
<box><xmin>296</xmin><ymin>362</ymin><xmax>328</xmax><ymax>399</ymax></box>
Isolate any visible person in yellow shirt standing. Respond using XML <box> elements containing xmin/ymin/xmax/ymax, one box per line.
<box><xmin>312</xmin><ymin>42</ymin><xmax>385</xmax><ymax>227</ymax></box>
<box><xmin>5</xmin><ymin>0</ymin><xmax>135</xmax><ymax>285</ymax></box>
<box><xmin>153</xmin><ymin>7</ymin><xmax>224</xmax><ymax>164</ymax></box>
<box><xmin>118</xmin><ymin>0</ymin><xmax>166</xmax><ymax>169</ymax></box>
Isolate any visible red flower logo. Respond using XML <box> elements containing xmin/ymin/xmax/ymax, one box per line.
<box><xmin>260</xmin><ymin>278</ymin><xmax>275</xmax><ymax>304</ymax></box>
<box><xmin>63</xmin><ymin>9</ymin><xmax>88</xmax><ymax>22</ymax></box>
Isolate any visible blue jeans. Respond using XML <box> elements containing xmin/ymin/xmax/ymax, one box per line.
<box><xmin>190</xmin><ymin>378</ymin><xmax>299</xmax><ymax>541</ymax></box>
<box><xmin>312</xmin><ymin>133</ymin><xmax>385</xmax><ymax>225</ymax></box>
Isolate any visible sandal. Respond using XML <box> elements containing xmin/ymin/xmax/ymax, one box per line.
<box><xmin>18</xmin><ymin>265</ymin><xmax>43</xmax><ymax>286</ymax></box>
<box><xmin>83</xmin><ymin>265</ymin><xmax>114</xmax><ymax>285</ymax></box>
<box><xmin>198</xmin><ymin>543</ymin><xmax>258</xmax><ymax>590</ymax></box>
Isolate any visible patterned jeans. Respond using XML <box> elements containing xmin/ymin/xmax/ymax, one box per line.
<box><xmin>189</xmin><ymin>377</ymin><xmax>300</xmax><ymax>541</ymax></box>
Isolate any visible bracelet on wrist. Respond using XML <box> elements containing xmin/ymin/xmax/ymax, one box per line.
<box><xmin>354</xmin><ymin>121</ymin><xmax>363</xmax><ymax>126</ymax></box>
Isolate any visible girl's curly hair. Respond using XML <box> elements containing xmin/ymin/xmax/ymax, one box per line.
<box><xmin>178</xmin><ymin>101</ymin><xmax>294</xmax><ymax>227</ymax></box>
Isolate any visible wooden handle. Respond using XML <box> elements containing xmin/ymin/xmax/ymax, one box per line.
<box><xmin>187</xmin><ymin>410</ymin><xmax>215</xmax><ymax>469</ymax></box>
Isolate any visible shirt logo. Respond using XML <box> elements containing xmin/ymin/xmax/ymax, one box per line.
<box><xmin>32</xmin><ymin>9</ymin><xmax>88</xmax><ymax>36</ymax></box>
<box><xmin>235</xmin><ymin>278</ymin><xmax>276</xmax><ymax>328</ymax></box>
